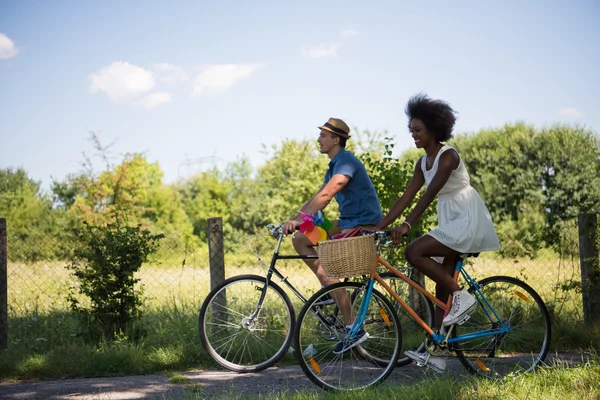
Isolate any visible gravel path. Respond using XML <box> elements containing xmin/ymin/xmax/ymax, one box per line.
<box><xmin>0</xmin><ymin>352</ymin><xmax>593</xmax><ymax>400</ymax></box>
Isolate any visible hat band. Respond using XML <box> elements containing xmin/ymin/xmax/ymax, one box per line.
<box><xmin>323</xmin><ymin>122</ymin><xmax>349</xmax><ymax>136</ymax></box>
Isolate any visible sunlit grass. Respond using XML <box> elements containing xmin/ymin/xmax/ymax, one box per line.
<box><xmin>2</xmin><ymin>244</ymin><xmax>590</xmax><ymax>381</ymax></box>
<box><xmin>166</xmin><ymin>359</ymin><xmax>600</xmax><ymax>400</ymax></box>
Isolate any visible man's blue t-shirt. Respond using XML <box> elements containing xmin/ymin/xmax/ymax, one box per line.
<box><xmin>324</xmin><ymin>149</ymin><xmax>383</xmax><ymax>229</ymax></box>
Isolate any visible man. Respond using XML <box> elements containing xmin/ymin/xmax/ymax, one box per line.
<box><xmin>282</xmin><ymin>117</ymin><xmax>383</xmax><ymax>353</ymax></box>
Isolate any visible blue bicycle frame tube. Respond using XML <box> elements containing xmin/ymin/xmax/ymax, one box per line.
<box><xmin>350</xmin><ymin>279</ymin><xmax>375</xmax><ymax>338</ymax></box>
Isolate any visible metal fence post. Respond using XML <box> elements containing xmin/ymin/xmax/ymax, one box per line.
<box><xmin>0</xmin><ymin>218</ymin><xmax>7</xmax><ymax>350</ymax></box>
<box><xmin>578</xmin><ymin>213</ymin><xmax>600</xmax><ymax>326</ymax></box>
<box><xmin>208</xmin><ymin>217</ymin><xmax>226</xmax><ymax>323</ymax></box>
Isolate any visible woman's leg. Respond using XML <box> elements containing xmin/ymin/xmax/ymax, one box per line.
<box><xmin>405</xmin><ymin>235</ymin><xmax>476</xmax><ymax>327</ymax></box>
<box><xmin>405</xmin><ymin>235</ymin><xmax>461</xmax><ymax>294</ymax></box>
<box><xmin>434</xmin><ymin>255</ymin><xmax>458</xmax><ymax>329</ymax></box>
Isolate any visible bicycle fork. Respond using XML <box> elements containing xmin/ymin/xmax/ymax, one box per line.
<box><xmin>349</xmin><ymin>279</ymin><xmax>376</xmax><ymax>338</ymax></box>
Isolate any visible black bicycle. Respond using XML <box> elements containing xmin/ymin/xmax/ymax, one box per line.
<box><xmin>198</xmin><ymin>224</ymin><xmax>433</xmax><ymax>372</ymax></box>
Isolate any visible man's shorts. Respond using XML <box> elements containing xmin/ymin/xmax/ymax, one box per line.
<box><xmin>328</xmin><ymin>220</ymin><xmax>377</xmax><ymax>240</ymax></box>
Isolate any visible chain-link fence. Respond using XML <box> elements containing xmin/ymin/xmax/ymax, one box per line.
<box><xmin>1</xmin><ymin>215</ymin><xmax>598</xmax><ymax>351</ymax></box>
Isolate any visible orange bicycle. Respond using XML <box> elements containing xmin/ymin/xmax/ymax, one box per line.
<box><xmin>293</xmin><ymin>231</ymin><xmax>551</xmax><ymax>391</ymax></box>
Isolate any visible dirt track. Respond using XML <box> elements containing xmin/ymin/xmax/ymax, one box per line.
<box><xmin>0</xmin><ymin>352</ymin><xmax>593</xmax><ymax>400</ymax></box>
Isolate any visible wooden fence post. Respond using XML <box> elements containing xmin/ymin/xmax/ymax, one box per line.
<box><xmin>578</xmin><ymin>213</ymin><xmax>600</xmax><ymax>326</ymax></box>
<box><xmin>207</xmin><ymin>217</ymin><xmax>226</xmax><ymax>322</ymax></box>
<box><xmin>0</xmin><ymin>218</ymin><xmax>7</xmax><ymax>350</ymax></box>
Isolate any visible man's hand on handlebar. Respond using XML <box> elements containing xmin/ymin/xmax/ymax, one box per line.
<box><xmin>282</xmin><ymin>220</ymin><xmax>301</xmax><ymax>235</ymax></box>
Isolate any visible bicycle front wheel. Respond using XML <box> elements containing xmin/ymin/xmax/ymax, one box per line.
<box><xmin>198</xmin><ymin>274</ymin><xmax>295</xmax><ymax>372</ymax></box>
<box><xmin>294</xmin><ymin>282</ymin><xmax>401</xmax><ymax>391</ymax></box>
<box><xmin>454</xmin><ymin>275</ymin><xmax>551</xmax><ymax>378</ymax></box>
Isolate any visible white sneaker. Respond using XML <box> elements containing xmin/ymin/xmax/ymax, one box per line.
<box><xmin>442</xmin><ymin>288</ymin><xmax>477</xmax><ymax>327</ymax></box>
<box><xmin>405</xmin><ymin>350</ymin><xmax>446</xmax><ymax>373</ymax></box>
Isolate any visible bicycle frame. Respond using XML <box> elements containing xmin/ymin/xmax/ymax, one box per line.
<box><xmin>251</xmin><ymin>228</ymin><xmax>363</xmax><ymax>331</ymax></box>
<box><xmin>249</xmin><ymin>231</ymin><xmax>317</xmax><ymax>321</ymax></box>
<box><xmin>357</xmin><ymin>251</ymin><xmax>512</xmax><ymax>346</ymax></box>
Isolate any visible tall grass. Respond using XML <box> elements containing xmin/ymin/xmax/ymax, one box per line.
<box><xmin>2</xmin><ymin>247</ymin><xmax>594</xmax><ymax>381</ymax></box>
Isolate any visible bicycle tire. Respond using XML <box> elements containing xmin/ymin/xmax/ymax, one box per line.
<box><xmin>198</xmin><ymin>274</ymin><xmax>295</xmax><ymax>373</ymax></box>
<box><xmin>453</xmin><ymin>275</ymin><xmax>551</xmax><ymax>378</ymax></box>
<box><xmin>377</xmin><ymin>272</ymin><xmax>434</xmax><ymax>366</ymax></box>
<box><xmin>294</xmin><ymin>282</ymin><xmax>401</xmax><ymax>391</ymax></box>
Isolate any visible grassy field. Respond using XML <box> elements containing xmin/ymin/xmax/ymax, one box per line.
<box><xmin>1</xmin><ymin>243</ymin><xmax>596</xmax><ymax>381</ymax></box>
<box><xmin>164</xmin><ymin>358</ymin><xmax>600</xmax><ymax>400</ymax></box>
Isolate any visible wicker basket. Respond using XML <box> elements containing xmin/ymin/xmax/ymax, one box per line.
<box><xmin>318</xmin><ymin>235</ymin><xmax>377</xmax><ymax>278</ymax></box>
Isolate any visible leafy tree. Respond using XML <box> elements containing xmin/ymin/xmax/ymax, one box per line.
<box><xmin>178</xmin><ymin>168</ymin><xmax>232</xmax><ymax>240</ymax></box>
<box><xmin>536</xmin><ymin>125</ymin><xmax>600</xmax><ymax>222</ymax></box>
<box><xmin>360</xmin><ymin>137</ymin><xmax>436</xmax><ymax>266</ymax></box>
<box><xmin>450</xmin><ymin>123</ymin><xmax>542</xmax><ymax>222</ymax></box>
<box><xmin>0</xmin><ymin>167</ymin><xmax>62</xmax><ymax>260</ymax></box>
<box><xmin>450</xmin><ymin>123</ymin><xmax>600</xmax><ymax>255</ymax></box>
<box><xmin>245</xmin><ymin>139</ymin><xmax>329</xmax><ymax>230</ymax></box>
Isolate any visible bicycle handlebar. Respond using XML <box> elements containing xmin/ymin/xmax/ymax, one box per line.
<box><xmin>266</xmin><ymin>223</ymin><xmax>300</xmax><ymax>238</ymax></box>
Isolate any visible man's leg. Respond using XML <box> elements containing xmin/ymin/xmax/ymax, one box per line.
<box><xmin>291</xmin><ymin>221</ymin><xmax>355</xmax><ymax>324</ymax></box>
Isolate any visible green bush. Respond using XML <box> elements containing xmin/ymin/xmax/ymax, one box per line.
<box><xmin>67</xmin><ymin>222</ymin><xmax>163</xmax><ymax>340</ymax></box>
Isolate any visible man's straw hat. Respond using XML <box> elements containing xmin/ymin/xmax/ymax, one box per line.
<box><xmin>318</xmin><ymin>117</ymin><xmax>351</xmax><ymax>139</ymax></box>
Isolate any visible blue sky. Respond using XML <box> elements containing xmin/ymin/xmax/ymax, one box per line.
<box><xmin>1</xmin><ymin>0</ymin><xmax>599</xmax><ymax>189</ymax></box>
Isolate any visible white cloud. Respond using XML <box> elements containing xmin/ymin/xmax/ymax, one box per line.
<box><xmin>89</xmin><ymin>61</ymin><xmax>156</xmax><ymax>103</ymax></box>
<box><xmin>0</xmin><ymin>33</ymin><xmax>19</xmax><ymax>59</ymax></box>
<box><xmin>154</xmin><ymin>63</ymin><xmax>188</xmax><ymax>84</ymax></box>
<box><xmin>339</xmin><ymin>29</ymin><xmax>359</xmax><ymax>39</ymax></box>
<box><xmin>301</xmin><ymin>43</ymin><xmax>342</xmax><ymax>59</ymax></box>
<box><xmin>302</xmin><ymin>29</ymin><xmax>359</xmax><ymax>59</ymax></box>
<box><xmin>192</xmin><ymin>63</ymin><xmax>264</xmax><ymax>96</ymax></box>
<box><xmin>136</xmin><ymin>92</ymin><xmax>172</xmax><ymax>108</ymax></box>
<box><xmin>558</xmin><ymin>107</ymin><xmax>583</xmax><ymax>117</ymax></box>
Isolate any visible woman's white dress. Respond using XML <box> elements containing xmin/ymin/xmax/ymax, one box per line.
<box><xmin>422</xmin><ymin>145</ymin><xmax>500</xmax><ymax>253</ymax></box>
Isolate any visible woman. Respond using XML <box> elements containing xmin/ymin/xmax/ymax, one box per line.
<box><xmin>375</xmin><ymin>93</ymin><xmax>500</xmax><ymax>372</ymax></box>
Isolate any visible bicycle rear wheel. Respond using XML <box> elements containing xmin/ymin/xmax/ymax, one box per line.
<box><xmin>377</xmin><ymin>271</ymin><xmax>434</xmax><ymax>366</ymax></box>
<box><xmin>453</xmin><ymin>275</ymin><xmax>551</xmax><ymax>378</ymax></box>
<box><xmin>294</xmin><ymin>282</ymin><xmax>401</xmax><ymax>391</ymax></box>
<box><xmin>198</xmin><ymin>274</ymin><xmax>295</xmax><ymax>372</ymax></box>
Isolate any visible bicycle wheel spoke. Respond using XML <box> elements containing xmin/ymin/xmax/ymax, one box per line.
<box><xmin>294</xmin><ymin>282</ymin><xmax>401</xmax><ymax>391</ymax></box>
<box><xmin>375</xmin><ymin>272</ymin><xmax>433</xmax><ymax>366</ymax></box>
<box><xmin>454</xmin><ymin>276</ymin><xmax>551</xmax><ymax>378</ymax></box>
<box><xmin>199</xmin><ymin>275</ymin><xmax>294</xmax><ymax>372</ymax></box>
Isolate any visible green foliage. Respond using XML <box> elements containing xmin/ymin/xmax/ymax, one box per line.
<box><xmin>178</xmin><ymin>168</ymin><xmax>231</xmax><ymax>240</ymax></box>
<box><xmin>67</xmin><ymin>223</ymin><xmax>163</xmax><ymax>340</ymax></box>
<box><xmin>536</xmin><ymin>125</ymin><xmax>600</xmax><ymax>243</ymax></box>
<box><xmin>452</xmin><ymin>123</ymin><xmax>600</xmax><ymax>256</ymax></box>
<box><xmin>244</xmin><ymin>140</ymin><xmax>329</xmax><ymax>230</ymax></box>
<box><xmin>360</xmin><ymin>137</ymin><xmax>436</xmax><ymax>265</ymax></box>
<box><xmin>495</xmin><ymin>202</ymin><xmax>547</xmax><ymax>258</ymax></box>
<box><xmin>451</xmin><ymin>123</ymin><xmax>542</xmax><ymax>222</ymax></box>
<box><xmin>0</xmin><ymin>167</ymin><xmax>65</xmax><ymax>261</ymax></box>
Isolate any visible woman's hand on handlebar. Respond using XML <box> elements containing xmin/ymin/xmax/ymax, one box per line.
<box><xmin>282</xmin><ymin>220</ymin><xmax>300</xmax><ymax>235</ymax></box>
<box><xmin>390</xmin><ymin>223</ymin><xmax>409</xmax><ymax>245</ymax></box>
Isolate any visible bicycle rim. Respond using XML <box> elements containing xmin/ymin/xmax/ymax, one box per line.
<box><xmin>453</xmin><ymin>275</ymin><xmax>551</xmax><ymax>378</ymax></box>
<box><xmin>294</xmin><ymin>282</ymin><xmax>401</xmax><ymax>391</ymax></box>
<box><xmin>198</xmin><ymin>275</ymin><xmax>295</xmax><ymax>372</ymax></box>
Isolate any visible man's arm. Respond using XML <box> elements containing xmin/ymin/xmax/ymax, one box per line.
<box><xmin>283</xmin><ymin>174</ymin><xmax>349</xmax><ymax>233</ymax></box>
<box><xmin>303</xmin><ymin>174</ymin><xmax>349</xmax><ymax>215</ymax></box>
